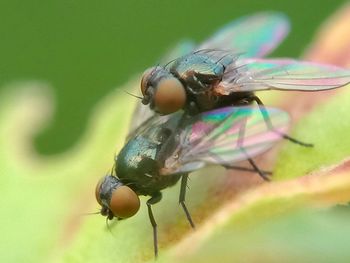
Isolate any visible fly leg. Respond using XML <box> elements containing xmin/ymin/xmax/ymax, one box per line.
<box><xmin>206</xmin><ymin>134</ymin><xmax>272</xmax><ymax>179</ymax></box>
<box><xmin>237</xmin><ymin>116</ymin><xmax>270</xmax><ymax>181</ymax></box>
<box><xmin>179</xmin><ymin>174</ymin><xmax>196</xmax><ymax>229</ymax></box>
<box><xmin>223</xmin><ymin>165</ymin><xmax>272</xmax><ymax>175</ymax></box>
<box><xmin>147</xmin><ymin>192</ymin><xmax>162</xmax><ymax>258</ymax></box>
<box><xmin>251</xmin><ymin>95</ymin><xmax>313</xmax><ymax>147</ymax></box>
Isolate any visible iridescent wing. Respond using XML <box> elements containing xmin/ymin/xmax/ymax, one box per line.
<box><xmin>216</xmin><ymin>58</ymin><xmax>350</xmax><ymax>94</ymax></box>
<box><xmin>165</xmin><ymin>12</ymin><xmax>288</xmax><ymax>67</ymax></box>
<box><xmin>159</xmin><ymin>12</ymin><xmax>291</xmax><ymax>100</ymax></box>
<box><xmin>161</xmin><ymin>106</ymin><xmax>289</xmax><ymax>175</ymax></box>
<box><xmin>196</xmin><ymin>12</ymin><xmax>290</xmax><ymax>58</ymax></box>
<box><xmin>128</xmin><ymin>103</ymin><xmax>155</xmax><ymax>138</ymax></box>
<box><xmin>126</xmin><ymin>107</ymin><xmax>175</xmax><ymax>141</ymax></box>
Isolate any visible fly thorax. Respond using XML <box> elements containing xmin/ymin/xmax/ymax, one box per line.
<box><xmin>115</xmin><ymin>135</ymin><xmax>164</xmax><ymax>195</ymax></box>
<box><xmin>116</xmin><ymin>136</ymin><xmax>159</xmax><ymax>178</ymax></box>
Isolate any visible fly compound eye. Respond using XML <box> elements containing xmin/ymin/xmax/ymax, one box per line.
<box><xmin>154</xmin><ymin>77</ymin><xmax>186</xmax><ymax>114</ymax></box>
<box><xmin>141</xmin><ymin>67</ymin><xmax>156</xmax><ymax>96</ymax></box>
<box><xmin>109</xmin><ymin>186</ymin><xmax>140</xmax><ymax>218</ymax></box>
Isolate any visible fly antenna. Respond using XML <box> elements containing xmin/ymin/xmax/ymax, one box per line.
<box><xmin>81</xmin><ymin>211</ymin><xmax>101</xmax><ymax>216</ymax></box>
<box><xmin>123</xmin><ymin>90</ymin><xmax>143</xmax><ymax>100</ymax></box>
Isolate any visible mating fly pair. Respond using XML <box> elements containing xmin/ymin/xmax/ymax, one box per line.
<box><xmin>95</xmin><ymin>13</ymin><xmax>350</xmax><ymax>257</ymax></box>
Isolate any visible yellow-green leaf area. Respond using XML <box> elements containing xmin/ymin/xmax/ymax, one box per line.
<box><xmin>0</xmin><ymin>80</ymin><xmax>137</xmax><ymax>263</ymax></box>
<box><xmin>161</xmin><ymin>207</ymin><xmax>350</xmax><ymax>263</ymax></box>
<box><xmin>274</xmin><ymin>85</ymin><xmax>350</xmax><ymax>180</ymax></box>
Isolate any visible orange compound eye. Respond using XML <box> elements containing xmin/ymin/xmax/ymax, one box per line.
<box><xmin>109</xmin><ymin>185</ymin><xmax>140</xmax><ymax>219</ymax></box>
<box><xmin>141</xmin><ymin>67</ymin><xmax>156</xmax><ymax>96</ymax></box>
<box><xmin>154</xmin><ymin>77</ymin><xmax>186</xmax><ymax>114</ymax></box>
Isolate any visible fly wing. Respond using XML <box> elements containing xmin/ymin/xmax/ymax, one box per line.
<box><xmin>161</xmin><ymin>106</ymin><xmax>289</xmax><ymax>175</ymax></box>
<box><xmin>216</xmin><ymin>58</ymin><xmax>350</xmax><ymax>94</ymax></box>
<box><xmin>196</xmin><ymin>12</ymin><xmax>290</xmax><ymax>58</ymax></box>
<box><xmin>163</xmin><ymin>12</ymin><xmax>290</xmax><ymax>87</ymax></box>
<box><xmin>127</xmin><ymin>105</ymin><xmax>164</xmax><ymax>141</ymax></box>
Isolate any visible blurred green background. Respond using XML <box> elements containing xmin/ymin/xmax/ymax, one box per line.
<box><xmin>0</xmin><ymin>0</ymin><xmax>347</xmax><ymax>154</ymax></box>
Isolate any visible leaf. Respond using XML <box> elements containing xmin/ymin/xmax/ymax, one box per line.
<box><xmin>0</xmin><ymin>80</ymin><xmax>137</xmax><ymax>262</ymax></box>
<box><xmin>273</xmin><ymin>84</ymin><xmax>350</xmax><ymax>180</ymax></box>
<box><xmin>160</xmin><ymin>206</ymin><xmax>350</xmax><ymax>263</ymax></box>
<box><xmin>2</xmin><ymin>5</ymin><xmax>350</xmax><ymax>263</ymax></box>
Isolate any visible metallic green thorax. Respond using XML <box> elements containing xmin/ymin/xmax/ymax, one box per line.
<box><xmin>168</xmin><ymin>53</ymin><xmax>253</xmax><ymax>112</ymax></box>
<box><xmin>170</xmin><ymin>53</ymin><xmax>228</xmax><ymax>81</ymax></box>
<box><xmin>116</xmin><ymin>128</ymin><xmax>181</xmax><ymax>196</ymax></box>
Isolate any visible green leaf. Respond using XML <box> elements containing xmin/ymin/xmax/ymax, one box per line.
<box><xmin>0</xmin><ymin>80</ymin><xmax>137</xmax><ymax>262</ymax></box>
<box><xmin>2</xmin><ymin>79</ymin><xmax>350</xmax><ymax>263</ymax></box>
<box><xmin>274</xmin><ymin>85</ymin><xmax>350</xmax><ymax>180</ymax></box>
<box><xmin>160</xmin><ymin>207</ymin><xmax>350</xmax><ymax>263</ymax></box>
<box><xmin>2</xmin><ymin>6</ymin><xmax>350</xmax><ymax>262</ymax></box>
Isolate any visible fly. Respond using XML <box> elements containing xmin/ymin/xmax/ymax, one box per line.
<box><xmin>140</xmin><ymin>13</ymin><xmax>350</xmax><ymax>119</ymax></box>
<box><xmin>95</xmin><ymin>12</ymin><xmax>349</xmax><ymax>258</ymax></box>
<box><xmin>95</xmin><ymin>105</ymin><xmax>290</xmax><ymax>257</ymax></box>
